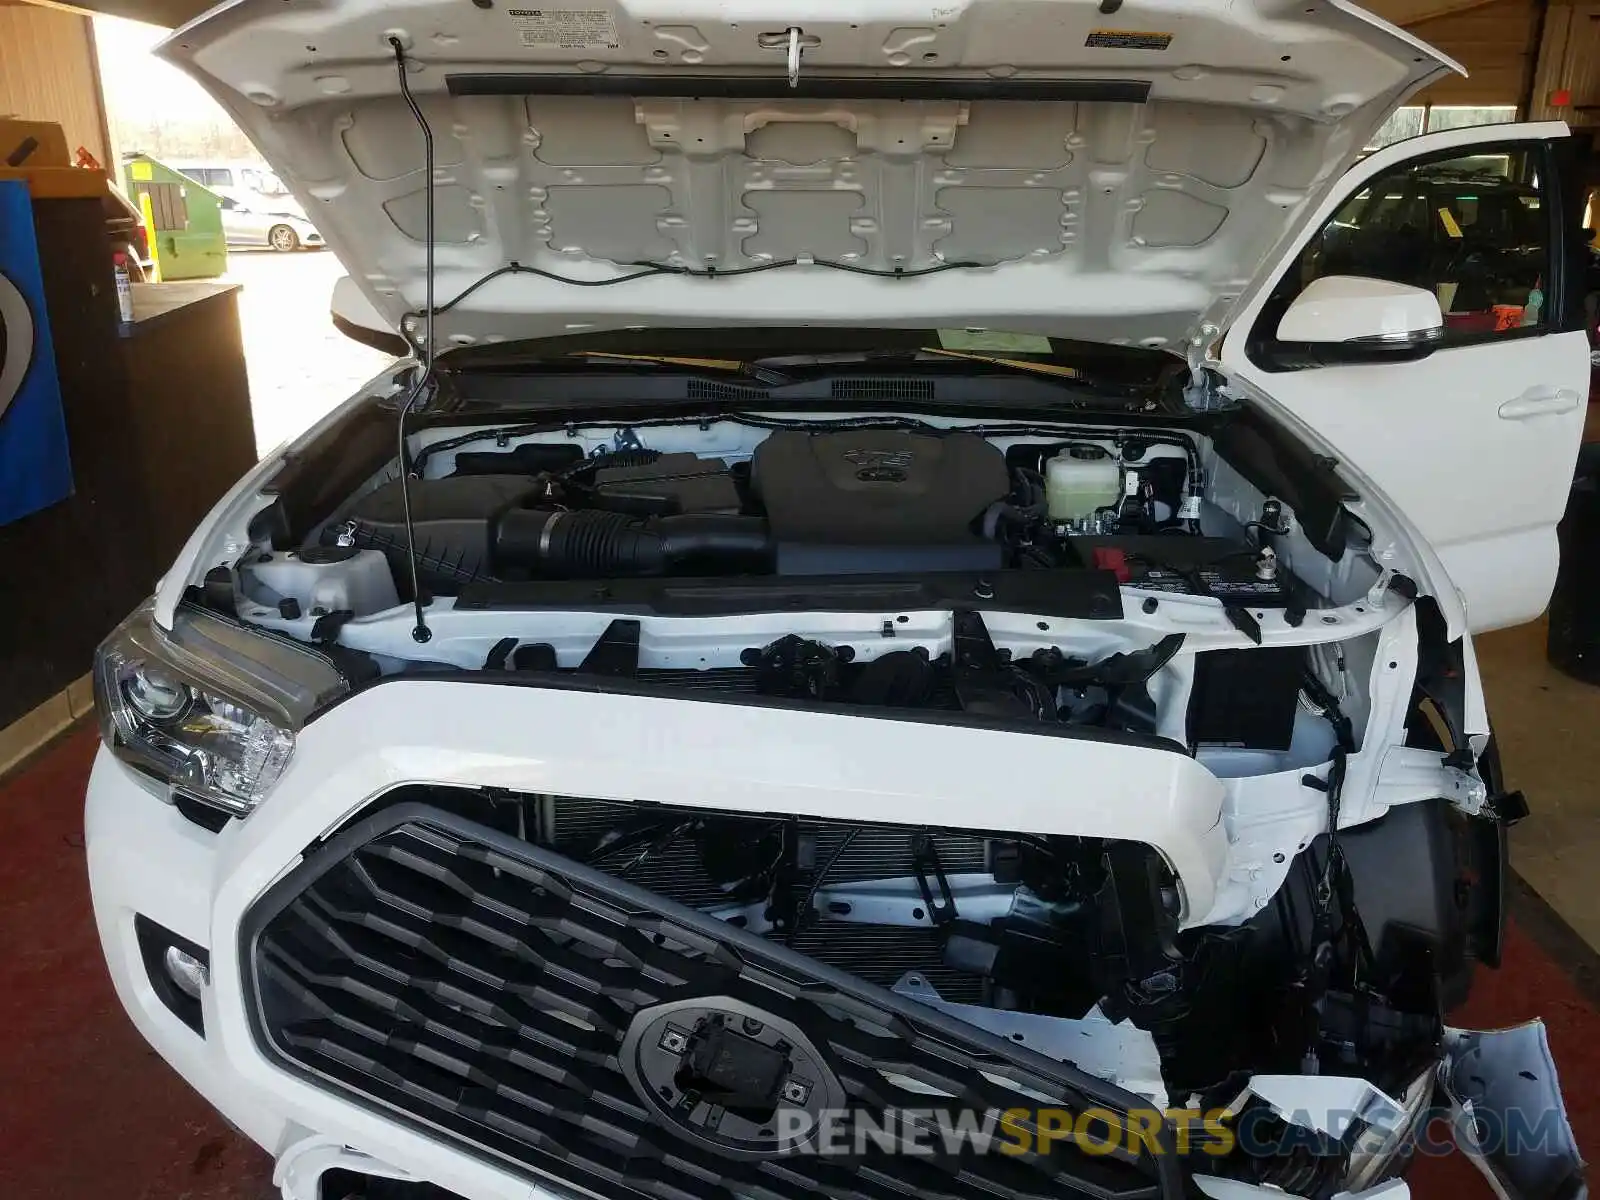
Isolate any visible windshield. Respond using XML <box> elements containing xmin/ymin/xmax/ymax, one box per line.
<box><xmin>438</xmin><ymin>326</ymin><xmax>1183</xmax><ymax>410</ymax></box>
<box><xmin>240</xmin><ymin>166</ymin><xmax>289</xmax><ymax>195</ymax></box>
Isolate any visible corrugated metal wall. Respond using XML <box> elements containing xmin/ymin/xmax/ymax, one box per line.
<box><xmin>0</xmin><ymin>1</ymin><xmax>111</xmax><ymax>167</ymax></box>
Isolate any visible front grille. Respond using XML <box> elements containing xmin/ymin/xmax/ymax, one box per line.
<box><xmin>546</xmin><ymin>794</ymin><xmax>986</xmax><ymax>1000</ymax></box>
<box><xmin>247</xmin><ymin>803</ymin><xmax>1179</xmax><ymax>1200</ymax></box>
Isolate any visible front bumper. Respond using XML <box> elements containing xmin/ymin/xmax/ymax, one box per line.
<box><xmin>86</xmin><ymin>748</ymin><xmax>540</xmax><ymax>1200</ymax></box>
<box><xmin>86</xmin><ymin>680</ymin><xmax>1583</xmax><ymax>1200</ymax></box>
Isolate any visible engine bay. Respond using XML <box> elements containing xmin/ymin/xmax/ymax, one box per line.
<box><xmin>219</xmin><ymin>404</ymin><xmax>1406</xmax><ymax>783</ymax></box>
<box><xmin>176</xmin><ymin>399</ymin><xmax>1520</xmax><ymax>1198</ymax></box>
<box><xmin>234</xmin><ymin>415</ymin><xmax>1339</xmax><ymax>748</ymax></box>
<box><xmin>318</xmin><ymin>424</ymin><xmax>1280</xmax><ymax>591</ymax></box>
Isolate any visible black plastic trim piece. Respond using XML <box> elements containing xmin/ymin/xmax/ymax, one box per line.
<box><xmin>173</xmin><ymin>791</ymin><xmax>234</xmax><ymax>833</ymax></box>
<box><xmin>331</xmin><ymin>311</ymin><xmax>411</xmax><ymax>357</ymax></box>
<box><xmin>325</xmin><ymin>666</ymin><xmax>1189</xmax><ymax>754</ymax></box>
<box><xmin>576</xmin><ymin>617</ymin><xmax>641</xmax><ymax>675</ymax></box>
<box><xmin>243</xmin><ymin>802</ymin><xmax>1182</xmax><ymax>1200</ymax></box>
<box><xmin>259</xmin><ymin>402</ymin><xmax>399</xmax><ymax>545</ymax></box>
<box><xmin>456</xmin><ymin>567</ymin><xmax>1124</xmax><ymax>619</ymax></box>
<box><xmin>1259</xmin><ymin>336</ymin><xmax>1443</xmax><ymax>369</ymax></box>
<box><xmin>317</xmin><ymin>1170</ymin><xmax>467</xmax><ymax>1200</ymax></box>
<box><xmin>1471</xmin><ymin>738</ymin><xmax>1511</xmax><ymax>971</ymax></box>
<box><xmin>1411</xmin><ymin>596</ymin><xmax>1468</xmax><ymax>750</ymax></box>
<box><xmin>1210</xmin><ymin>406</ymin><xmax>1356</xmax><ymax>560</ymax></box>
<box><xmin>447</xmin><ymin>370</ymin><xmax>1141</xmax><ymax>411</ymax></box>
<box><xmin>134</xmin><ymin>914</ymin><xmax>209</xmax><ymax>1036</ymax></box>
<box><xmin>447</xmin><ymin>74</ymin><xmax>1151</xmax><ymax>103</ymax></box>
<box><xmin>1546</xmin><ymin>134</ymin><xmax>1589</xmax><ymax>335</ymax></box>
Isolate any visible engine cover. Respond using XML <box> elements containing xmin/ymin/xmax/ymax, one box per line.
<box><xmin>751</xmin><ymin>430</ymin><xmax>1008</xmax><ymax>575</ymax></box>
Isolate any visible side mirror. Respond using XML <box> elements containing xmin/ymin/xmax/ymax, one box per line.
<box><xmin>1275</xmin><ymin>275</ymin><xmax>1444</xmax><ymax>363</ymax></box>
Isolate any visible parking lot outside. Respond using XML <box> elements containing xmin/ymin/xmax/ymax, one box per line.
<box><xmin>224</xmin><ymin>249</ymin><xmax>393</xmax><ymax>458</ymax></box>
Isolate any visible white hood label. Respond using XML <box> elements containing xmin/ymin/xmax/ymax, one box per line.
<box><xmin>1083</xmin><ymin>30</ymin><xmax>1174</xmax><ymax>51</ymax></box>
<box><xmin>508</xmin><ymin>8</ymin><xmax>621</xmax><ymax>51</ymax></box>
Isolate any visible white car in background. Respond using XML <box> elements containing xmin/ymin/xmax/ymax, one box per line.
<box><xmin>170</xmin><ymin>160</ymin><xmax>325</xmax><ymax>251</ymax></box>
<box><xmin>87</xmin><ymin>3</ymin><xmax>1588</xmax><ymax>1200</ymax></box>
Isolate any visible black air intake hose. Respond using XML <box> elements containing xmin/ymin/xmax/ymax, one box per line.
<box><xmin>496</xmin><ymin>509</ymin><xmax>771</xmax><ymax>577</ymax></box>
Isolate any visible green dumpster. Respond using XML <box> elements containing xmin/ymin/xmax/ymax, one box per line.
<box><xmin>122</xmin><ymin>153</ymin><xmax>228</xmax><ymax>281</ymax></box>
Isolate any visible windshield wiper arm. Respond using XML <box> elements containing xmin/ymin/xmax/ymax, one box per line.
<box><xmin>916</xmin><ymin>346</ymin><xmax>1085</xmax><ymax>380</ymax></box>
<box><xmin>443</xmin><ymin>348</ymin><xmax>798</xmax><ymax>386</ymax></box>
<box><xmin>749</xmin><ymin>348</ymin><xmax>1093</xmax><ymax>386</ymax></box>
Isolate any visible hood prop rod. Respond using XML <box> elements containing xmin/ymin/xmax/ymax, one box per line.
<box><xmin>389</xmin><ymin>36</ymin><xmax>436</xmax><ymax>644</ymax></box>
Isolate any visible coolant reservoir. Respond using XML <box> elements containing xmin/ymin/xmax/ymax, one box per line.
<box><xmin>245</xmin><ymin>547</ymin><xmax>399</xmax><ymax>618</ymax></box>
<box><xmin>1045</xmin><ymin>446</ymin><xmax>1122</xmax><ymax>521</ymax></box>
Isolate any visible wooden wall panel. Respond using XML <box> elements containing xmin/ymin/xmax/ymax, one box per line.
<box><xmin>1409</xmin><ymin>0</ymin><xmax>1543</xmax><ymax>105</ymax></box>
<box><xmin>1526</xmin><ymin>4</ymin><xmax>1600</xmax><ymax>122</ymax></box>
<box><xmin>0</xmin><ymin>3</ymin><xmax>112</xmax><ymax>167</ymax></box>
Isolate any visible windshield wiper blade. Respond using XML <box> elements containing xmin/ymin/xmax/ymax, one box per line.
<box><xmin>444</xmin><ymin>348</ymin><xmax>797</xmax><ymax>386</ymax></box>
<box><xmin>915</xmin><ymin>346</ymin><xmax>1085</xmax><ymax>380</ymax></box>
<box><xmin>750</xmin><ymin>348</ymin><xmax>1096</xmax><ymax>387</ymax></box>
<box><xmin>565</xmin><ymin>351</ymin><xmax>796</xmax><ymax>386</ymax></box>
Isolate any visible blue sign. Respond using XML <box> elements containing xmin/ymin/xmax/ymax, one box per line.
<box><xmin>0</xmin><ymin>178</ymin><xmax>73</xmax><ymax>525</ymax></box>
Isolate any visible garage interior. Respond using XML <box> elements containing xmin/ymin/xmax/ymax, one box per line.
<box><xmin>3</xmin><ymin>0</ymin><xmax>1600</xmax><ymax>1196</ymax></box>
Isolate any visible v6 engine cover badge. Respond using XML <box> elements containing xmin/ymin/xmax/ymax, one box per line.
<box><xmin>618</xmin><ymin>996</ymin><xmax>846</xmax><ymax>1158</ymax></box>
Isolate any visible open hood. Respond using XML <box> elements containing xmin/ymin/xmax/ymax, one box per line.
<box><xmin>164</xmin><ymin>0</ymin><xmax>1457</xmax><ymax>353</ymax></box>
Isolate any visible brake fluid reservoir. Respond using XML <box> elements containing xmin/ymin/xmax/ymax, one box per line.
<box><xmin>1045</xmin><ymin>446</ymin><xmax>1122</xmax><ymax>521</ymax></box>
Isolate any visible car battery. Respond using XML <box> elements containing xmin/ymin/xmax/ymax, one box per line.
<box><xmin>1070</xmin><ymin>536</ymin><xmax>1293</xmax><ymax>607</ymax></box>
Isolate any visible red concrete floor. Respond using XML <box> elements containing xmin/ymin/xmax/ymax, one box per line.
<box><xmin>0</xmin><ymin>729</ymin><xmax>271</xmax><ymax>1200</ymax></box>
<box><xmin>1</xmin><ymin>727</ymin><xmax>1594</xmax><ymax>1200</ymax></box>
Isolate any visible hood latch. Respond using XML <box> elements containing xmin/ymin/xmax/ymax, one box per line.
<box><xmin>759</xmin><ymin>27</ymin><xmax>818</xmax><ymax>87</ymax></box>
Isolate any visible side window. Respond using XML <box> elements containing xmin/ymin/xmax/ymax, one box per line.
<box><xmin>213</xmin><ymin>169</ymin><xmax>234</xmax><ymax>188</ymax></box>
<box><xmin>1259</xmin><ymin>145</ymin><xmax>1550</xmax><ymax>350</ymax></box>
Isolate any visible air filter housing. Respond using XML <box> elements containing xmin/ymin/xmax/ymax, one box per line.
<box><xmin>751</xmin><ymin>429</ymin><xmax>1009</xmax><ymax>575</ymax></box>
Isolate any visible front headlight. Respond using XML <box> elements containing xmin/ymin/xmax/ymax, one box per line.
<box><xmin>93</xmin><ymin>601</ymin><xmax>351</xmax><ymax>816</ymax></box>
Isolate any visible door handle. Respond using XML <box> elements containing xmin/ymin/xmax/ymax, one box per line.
<box><xmin>1498</xmin><ymin>387</ymin><xmax>1581</xmax><ymax>420</ymax></box>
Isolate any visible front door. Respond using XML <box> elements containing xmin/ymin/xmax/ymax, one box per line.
<box><xmin>1223</xmin><ymin>123</ymin><xmax>1589</xmax><ymax>632</ymax></box>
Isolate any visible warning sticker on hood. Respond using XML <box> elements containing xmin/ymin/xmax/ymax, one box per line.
<box><xmin>507</xmin><ymin>8</ymin><xmax>621</xmax><ymax>50</ymax></box>
<box><xmin>1085</xmin><ymin>29</ymin><xmax>1173</xmax><ymax>50</ymax></box>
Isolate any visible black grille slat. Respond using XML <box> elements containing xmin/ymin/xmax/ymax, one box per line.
<box><xmin>293</xmin><ymin>873</ymin><xmax>679</xmax><ymax>1042</ymax></box>
<box><xmin>268</xmin><ymin>958</ymin><xmax>669</xmax><ymax>1139</ymax></box>
<box><xmin>275</xmin><ymin>896</ymin><xmax>630</xmax><ymax>1049</ymax></box>
<box><xmin>248</xmin><ymin>803</ymin><xmax>1178</xmax><ymax>1200</ymax></box>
